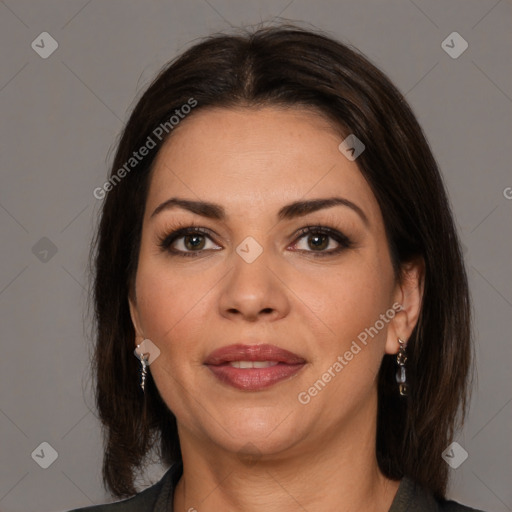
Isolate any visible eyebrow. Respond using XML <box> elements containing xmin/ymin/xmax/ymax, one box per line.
<box><xmin>150</xmin><ymin>197</ymin><xmax>369</xmax><ymax>225</ymax></box>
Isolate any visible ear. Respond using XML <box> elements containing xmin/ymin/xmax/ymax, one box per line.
<box><xmin>385</xmin><ymin>256</ymin><xmax>425</xmax><ymax>355</ymax></box>
<box><xmin>128</xmin><ymin>285</ymin><xmax>145</xmax><ymax>345</ymax></box>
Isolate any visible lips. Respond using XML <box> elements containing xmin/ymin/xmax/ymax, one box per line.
<box><xmin>204</xmin><ymin>344</ymin><xmax>306</xmax><ymax>365</ymax></box>
<box><xmin>204</xmin><ymin>344</ymin><xmax>306</xmax><ymax>391</ymax></box>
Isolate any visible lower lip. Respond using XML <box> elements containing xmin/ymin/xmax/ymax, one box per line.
<box><xmin>206</xmin><ymin>363</ymin><xmax>305</xmax><ymax>391</ymax></box>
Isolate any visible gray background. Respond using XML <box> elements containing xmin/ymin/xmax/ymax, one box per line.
<box><xmin>0</xmin><ymin>1</ymin><xmax>511</xmax><ymax>511</ymax></box>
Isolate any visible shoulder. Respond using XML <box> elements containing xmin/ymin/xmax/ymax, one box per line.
<box><xmin>65</xmin><ymin>483</ymin><xmax>161</xmax><ymax>512</ymax></box>
<box><xmin>439</xmin><ymin>498</ymin><xmax>486</xmax><ymax>512</ymax></box>
<box><xmin>64</xmin><ymin>464</ymin><xmax>179</xmax><ymax>512</ymax></box>
<box><xmin>391</xmin><ymin>476</ymin><xmax>487</xmax><ymax>512</ymax></box>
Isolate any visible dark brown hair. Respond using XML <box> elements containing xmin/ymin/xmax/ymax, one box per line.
<box><xmin>89</xmin><ymin>24</ymin><xmax>472</xmax><ymax>499</ymax></box>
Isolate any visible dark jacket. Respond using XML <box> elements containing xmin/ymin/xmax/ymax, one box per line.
<box><xmin>66</xmin><ymin>461</ymin><xmax>485</xmax><ymax>512</ymax></box>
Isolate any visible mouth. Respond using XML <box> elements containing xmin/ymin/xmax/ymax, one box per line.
<box><xmin>204</xmin><ymin>344</ymin><xmax>306</xmax><ymax>391</ymax></box>
<box><xmin>226</xmin><ymin>360</ymin><xmax>280</xmax><ymax>368</ymax></box>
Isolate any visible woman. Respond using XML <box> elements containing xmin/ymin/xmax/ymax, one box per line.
<box><xmin>70</xmin><ymin>25</ymin><xmax>484</xmax><ymax>512</ymax></box>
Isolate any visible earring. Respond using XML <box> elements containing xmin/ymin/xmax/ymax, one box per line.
<box><xmin>396</xmin><ymin>337</ymin><xmax>408</xmax><ymax>396</ymax></box>
<box><xmin>135</xmin><ymin>343</ymin><xmax>149</xmax><ymax>392</ymax></box>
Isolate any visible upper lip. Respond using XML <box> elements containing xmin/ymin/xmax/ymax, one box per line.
<box><xmin>204</xmin><ymin>344</ymin><xmax>306</xmax><ymax>365</ymax></box>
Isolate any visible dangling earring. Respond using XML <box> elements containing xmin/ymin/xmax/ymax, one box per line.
<box><xmin>135</xmin><ymin>342</ymin><xmax>150</xmax><ymax>392</ymax></box>
<box><xmin>139</xmin><ymin>351</ymin><xmax>149</xmax><ymax>392</ymax></box>
<box><xmin>396</xmin><ymin>337</ymin><xmax>408</xmax><ymax>396</ymax></box>
<box><xmin>134</xmin><ymin>338</ymin><xmax>160</xmax><ymax>393</ymax></box>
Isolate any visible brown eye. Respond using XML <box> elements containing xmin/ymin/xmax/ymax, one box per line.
<box><xmin>291</xmin><ymin>226</ymin><xmax>353</xmax><ymax>256</ymax></box>
<box><xmin>158</xmin><ymin>227</ymin><xmax>222</xmax><ymax>256</ymax></box>
<box><xmin>183</xmin><ymin>234</ymin><xmax>206</xmax><ymax>251</ymax></box>
<box><xmin>306</xmin><ymin>233</ymin><xmax>330</xmax><ymax>251</ymax></box>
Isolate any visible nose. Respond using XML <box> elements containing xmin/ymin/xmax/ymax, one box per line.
<box><xmin>217</xmin><ymin>248</ymin><xmax>291</xmax><ymax>323</ymax></box>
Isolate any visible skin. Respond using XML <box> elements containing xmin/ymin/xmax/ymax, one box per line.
<box><xmin>129</xmin><ymin>106</ymin><xmax>424</xmax><ymax>512</ymax></box>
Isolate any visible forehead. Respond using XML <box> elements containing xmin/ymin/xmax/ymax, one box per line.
<box><xmin>145</xmin><ymin>106</ymin><xmax>379</xmax><ymax>222</ymax></box>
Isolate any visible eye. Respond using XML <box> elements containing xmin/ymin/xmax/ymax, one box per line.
<box><xmin>290</xmin><ymin>226</ymin><xmax>353</xmax><ymax>256</ymax></box>
<box><xmin>158</xmin><ymin>227</ymin><xmax>222</xmax><ymax>257</ymax></box>
<box><xmin>157</xmin><ymin>224</ymin><xmax>353</xmax><ymax>258</ymax></box>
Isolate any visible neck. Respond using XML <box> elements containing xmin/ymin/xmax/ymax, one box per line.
<box><xmin>173</xmin><ymin>397</ymin><xmax>400</xmax><ymax>512</ymax></box>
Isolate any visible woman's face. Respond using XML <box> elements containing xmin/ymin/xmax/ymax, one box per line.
<box><xmin>129</xmin><ymin>106</ymin><xmax>418</xmax><ymax>460</ymax></box>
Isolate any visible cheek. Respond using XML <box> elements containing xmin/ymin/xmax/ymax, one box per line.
<box><xmin>292</xmin><ymin>255</ymin><xmax>394</xmax><ymax>345</ymax></box>
<box><xmin>296</xmin><ymin>260</ymin><xmax>395</xmax><ymax>403</ymax></box>
<box><xmin>134</xmin><ymin>262</ymin><xmax>211</xmax><ymax>412</ymax></box>
<box><xmin>134</xmin><ymin>256</ymin><xmax>216</xmax><ymax>360</ymax></box>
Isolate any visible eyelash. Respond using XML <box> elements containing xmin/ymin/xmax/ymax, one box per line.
<box><xmin>156</xmin><ymin>223</ymin><xmax>354</xmax><ymax>258</ymax></box>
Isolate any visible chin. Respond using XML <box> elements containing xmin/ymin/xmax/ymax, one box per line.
<box><xmin>201</xmin><ymin>413</ymin><xmax>304</xmax><ymax>457</ymax></box>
